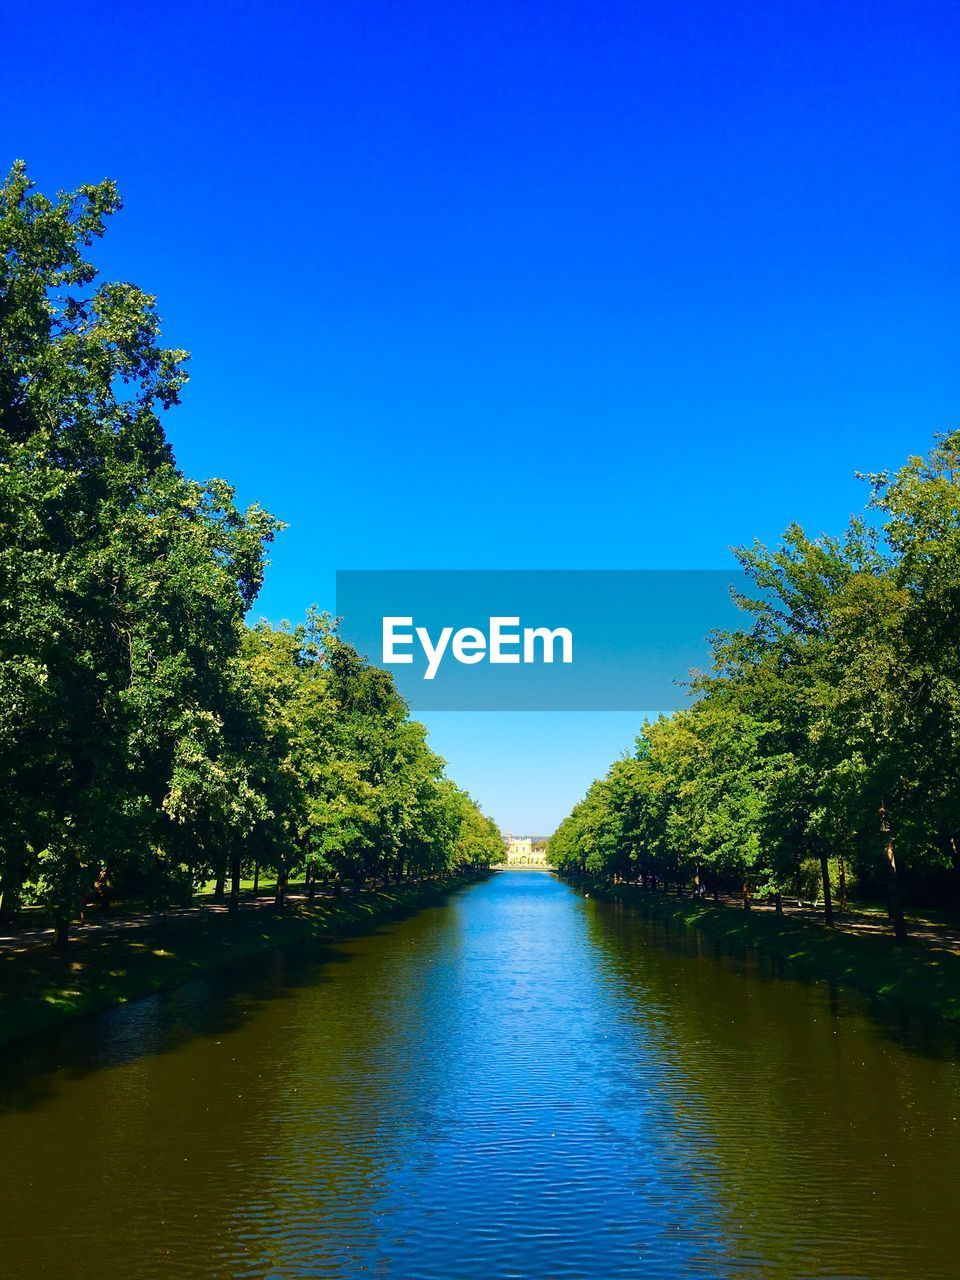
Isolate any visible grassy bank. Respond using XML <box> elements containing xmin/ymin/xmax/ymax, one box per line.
<box><xmin>582</xmin><ymin>881</ymin><xmax>960</xmax><ymax>1021</ymax></box>
<box><xmin>0</xmin><ymin>876</ymin><xmax>480</xmax><ymax>1049</ymax></box>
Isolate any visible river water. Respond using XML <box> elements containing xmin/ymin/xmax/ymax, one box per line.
<box><xmin>1</xmin><ymin>872</ymin><xmax>958</xmax><ymax>1279</ymax></box>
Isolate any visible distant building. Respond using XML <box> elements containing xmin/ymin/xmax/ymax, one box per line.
<box><xmin>499</xmin><ymin>834</ymin><xmax>553</xmax><ymax>869</ymax></box>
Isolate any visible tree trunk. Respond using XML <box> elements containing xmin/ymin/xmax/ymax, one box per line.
<box><xmin>819</xmin><ymin>850</ymin><xmax>834</xmax><ymax>926</ymax></box>
<box><xmin>939</xmin><ymin>832</ymin><xmax>960</xmax><ymax>876</ymax></box>
<box><xmin>0</xmin><ymin>848</ymin><xmax>25</xmax><ymax>924</ymax></box>
<box><xmin>880</xmin><ymin>804</ymin><xmax>908</xmax><ymax>943</ymax></box>
<box><xmin>54</xmin><ymin>917</ymin><xmax>70</xmax><ymax>951</ymax></box>
<box><xmin>837</xmin><ymin>852</ymin><xmax>847</xmax><ymax>914</ymax></box>
<box><xmin>213</xmin><ymin>867</ymin><xmax>226</xmax><ymax>904</ymax></box>
<box><xmin>252</xmin><ymin>861</ymin><xmax>260</xmax><ymax>895</ymax></box>
<box><xmin>228</xmin><ymin>851</ymin><xmax>241</xmax><ymax>916</ymax></box>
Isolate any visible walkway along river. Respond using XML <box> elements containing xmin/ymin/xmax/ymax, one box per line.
<box><xmin>1</xmin><ymin>871</ymin><xmax>959</xmax><ymax>1278</ymax></box>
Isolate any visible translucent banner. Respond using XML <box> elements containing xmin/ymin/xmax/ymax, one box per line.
<box><xmin>335</xmin><ymin>569</ymin><xmax>748</xmax><ymax>711</ymax></box>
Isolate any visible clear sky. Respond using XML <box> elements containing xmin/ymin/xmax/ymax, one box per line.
<box><xmin>5</xmin><ymin>1</ymin><xmax>958</xmax><ymax>832</ymax></box>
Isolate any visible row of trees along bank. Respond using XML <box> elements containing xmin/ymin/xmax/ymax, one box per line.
<box><xmin>0</xmin><ymin>163</ymin><xmax>503</xmax><ymax>944</ymax></box>
<box><xmin>549</xmin><ymin>431</ymin><xmax>960</xmax><ymax>942</ymax></box>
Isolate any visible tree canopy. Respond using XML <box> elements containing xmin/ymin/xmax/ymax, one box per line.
<box><xmin>0</xmin><ymin>162</ymin><xmax>500</xmax><ymax>941</ymax></box>
<box><xmin>550</xmin><ymin>434</ymin><xmax>960</xmax><ymax>941</ymax></box>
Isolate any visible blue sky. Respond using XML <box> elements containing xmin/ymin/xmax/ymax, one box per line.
<box><xmin>5</xmin><ymin>0</ymin><xmax>958</xmax><ymax>831</ymax></box>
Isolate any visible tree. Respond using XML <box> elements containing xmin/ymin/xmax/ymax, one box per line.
<box><xmin>551</xmin><ymin>432</ymin><xmax>960</xmax><ymax>941</ymax></box>
<box><xmin>0</xmin><ymin>158</ymin><xmax>499</xmax><ymax>943</ymax></box>
<box><xmin>0</xmin><ymin>161</ymin><xmax>279</xmax><ymax>938</ymax></box>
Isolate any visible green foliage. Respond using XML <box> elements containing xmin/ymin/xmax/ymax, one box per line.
<box><xmin>550</xmin><ymin>432</ymin><xmax>960</xmax><ymax>938</ymax></box>
<box><xmin>0</xmin><ymin>162</ymin><xmax>499</xmax><ymax>935</ymax></box>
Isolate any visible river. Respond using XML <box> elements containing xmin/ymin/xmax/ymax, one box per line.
<box><xmin>1</xmin><ymin>871</ymin><xmax>958</xmax><ymax>1278</ymax></box>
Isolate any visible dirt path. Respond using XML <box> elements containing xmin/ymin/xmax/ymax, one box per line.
<box><xmin>705</xmin><ymin>890</ymin><xmax>960</xmax><ymax>955</ymax></box>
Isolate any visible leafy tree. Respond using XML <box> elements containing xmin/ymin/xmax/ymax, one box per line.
<box><xmin>551</xmin><ymin>432</ymin><xmax>960</xmax><ymax>942</ymax></box>
<box><xmin>1</xmin><ymin>162</ymin><xmax>497</xmax><ymax>943</ymax></box>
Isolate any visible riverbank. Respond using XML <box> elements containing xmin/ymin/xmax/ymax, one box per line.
<box><xmin>0</xmin><ymin>876</ymin><xmax>482</xmax><ymax>1049</ymax></box>
<box><xmin>579</xmin><ymin>881</ymin><xmax>960</xmax><ymax>1021</ymax></box>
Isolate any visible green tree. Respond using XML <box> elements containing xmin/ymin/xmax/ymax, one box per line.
<box><xmin>0</xmin><ymin>161</ymin><xmax>279</xmax><ymax>939</ymax></box>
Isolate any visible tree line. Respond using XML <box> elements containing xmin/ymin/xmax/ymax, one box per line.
<box><xmin>0</xmin><ymin>162</ymin><xmax>502</xmax><ymax>943</ymax></box>
<box><xmin>550</xmin><ymin>432</ymin><xmax>960</xmax><ymax>941</ymax></box>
